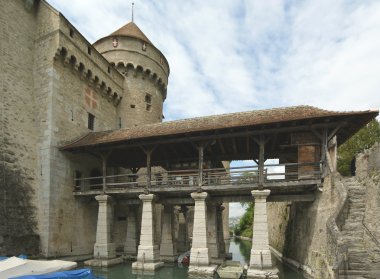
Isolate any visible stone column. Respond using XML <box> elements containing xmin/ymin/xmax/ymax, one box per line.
<box><xmin>207</xmin><ymin>202</ymin><xmax>219</xmax><ymax>262</ymax></box>
<box><xmin>85</xmin><ymin>195</ymin><xmax>122</xmax><ymax>266</ymax></box>
<box><xmin>160</xmin><ymin>204</ymin><xmax>177</xmax><ymax>262</ymax></box>
<box><xmin>177</xmin><ymin>206</ymin><xmax>189</xmax><ymax>253</ymax></box>
<box><xmin>132</xmin><ymin>194</ymin><xmax>163</xmax><ymax>271</ymax></box>
<box><xmin>222</xmin><ymin>202</ymin><xmax>232</xmax><ymax>259</ymax></box>
<box><xmin>124</xmin><ymin>206</ymin><xmax>138</xmax><ymax>260</ymax></box>
<box><xmin>94</xmin><ymin>195</ymin><xmax>115</xmax><ymax>259</ymax></box>
<box><xmin>216</xmin><ymin>204</ymin><xmax>226</xmax><ymax>259</ymax></box>
<box><xmin>247</xmin><ymin>190</ymin><xmax>279</xmax><ymax>279</ymax></box>
<box><xmin>189</xmin><ymin>192</ymin><xmax>217</xmax><ymax>275</ymax></box>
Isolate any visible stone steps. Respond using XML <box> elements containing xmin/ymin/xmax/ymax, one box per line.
<box><xmin>340</xmin><ymin>177</ymin><xmax>369</xmax><ymax>276</ymax></box>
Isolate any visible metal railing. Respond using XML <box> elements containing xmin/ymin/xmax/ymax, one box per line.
<box><xmin>73</xmin><ymin>161</ymin><xmax>322</xmax><ymax>192</ymax></box>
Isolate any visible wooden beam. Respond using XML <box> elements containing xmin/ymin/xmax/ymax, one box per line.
<box><xmin>232</xmin><ymin>138</ymin><xmax>238</xmax><ymax>154</ymax></box>
<box><xmin>218</xmin><ymin>139</ymin><xmax>226</xmax><ymax>154</ymax></box>
<box><xmin>198</xmin><ymin>143</ymin><xmax>204</xmax><ymax>188</ymax></box>
<box><xmin>258</xmin><ymin>135</ymin><xmax>265</xmax><ymax>189</ymax></box>
<box><xmin>101</xmin><ymin>154</ymin><xmax>107</xmax><ymax>192</ymax></box>
<box><xmin>246</xmin><ymin>135</ymin><xmax>250</xmax><ymax>154</ymax></box>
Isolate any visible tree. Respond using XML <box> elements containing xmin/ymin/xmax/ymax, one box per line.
<box><xmin>337</xmin><ymin>119</ymin><xmax>380</xmax><ymax>176</ymax></box>
<box><xmin>234</xmin><ymin>202</ymin><xmax>254</xmax><ymax>238</ymax></box>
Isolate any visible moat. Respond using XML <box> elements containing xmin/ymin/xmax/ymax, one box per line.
<box><xmin>91</xmin><ymin>237</ymin><xmax>305</xmax><ymax>279</ymax></box>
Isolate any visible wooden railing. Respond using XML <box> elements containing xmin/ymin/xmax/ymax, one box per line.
<box><xmin>73</xmin><ymin>162</ymin><xmax>322</xmax><ymax>192</ymax></box>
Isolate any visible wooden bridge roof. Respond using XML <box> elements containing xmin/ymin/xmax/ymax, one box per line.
<box><xmin>61</xmin><ymin>106</ymin><xmax>378</xmax><ymax>152</ymax></box>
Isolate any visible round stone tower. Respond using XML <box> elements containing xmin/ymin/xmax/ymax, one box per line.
<box><xmin>93</xmin><ymin>22</ymin><xmax>169</xmax><ymax>128</ymax></box>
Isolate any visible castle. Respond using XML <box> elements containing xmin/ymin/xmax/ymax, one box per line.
<box><xmin>2</xmin><ymin>0</ymin><xmax>379</xmax><ymax>277</ymax></box>
<box><xmin>1</xmin><ymin>0</ymin><xmax>171</xmax><ymax>257</ymax></box>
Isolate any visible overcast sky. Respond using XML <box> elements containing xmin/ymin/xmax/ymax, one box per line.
<box><xmin>46</xmin><ymin>0</ymin><xmax>380</xmax><ymax>217</ymax></box>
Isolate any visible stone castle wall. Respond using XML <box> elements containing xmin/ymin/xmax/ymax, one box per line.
<box><xmin>0</xmin><ymin>0</ymin><xmax>127</xmax><ymax>257</ymax></box>
<box><xmin>0</xmin><ymin>0</ymin><xmax>40</xmax><ymax>256</ymax></box>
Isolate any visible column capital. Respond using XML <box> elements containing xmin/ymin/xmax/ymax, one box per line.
<box><xmin>95</xmin><ymin>194</ymin><xmax>113</xmax><ymax>203</ymax></box>
<box><xmin>191</xmin><ymin>191</ymin><xmax>208</xmax><ymax>201</ymax></box>
<box><xmin>251</xmin><ymin>189</ymin><xmax>271</xmax><ymax>198</ymax></box>
<box><xmin>139</xmin><ymin>193</ymin><xmax>156</xmax><ymax>202</ymax></box>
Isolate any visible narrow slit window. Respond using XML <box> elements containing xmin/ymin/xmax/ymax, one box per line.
<box><xmin>88</xmin><ymin>113</ymin><xmax>95</xmax><ymax>130</ymax></box>
<box><xmin>87</xmin><ymin>46</ymin><xmax>92</xmax><ymax>55</ymax></box>
<box><xmin>145</xmin><ymin>94</ymin><xmax>152</xmax><ymax>104</ymax></box>
<box><xmin>69</xmin><ymin>28</ymin><xmax>74</xmax><ymax>38</ymax></box>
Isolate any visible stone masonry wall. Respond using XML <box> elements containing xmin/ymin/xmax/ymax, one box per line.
<box><xmin>0</xmin><ymin>0</ymin><xmax>40</xmax><ymax>256</ymax></box>
<box><xmin>268</xmin><ymin>175</ymin><xmax>340</xmax><ymax>279</ymax></box>
<box><xmin>356</xmin><ymin>143</ymin><xmax>380</xmax><ymax>273</ymax></box>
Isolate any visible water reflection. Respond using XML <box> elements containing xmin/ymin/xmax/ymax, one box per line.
<box><xmin>92</xmin><ymin>238</ymin><xmax>305</xmax><ymax>279</ymax></box>
<box><xmin>230</xmin><ymin>237</ymin><xmax>251</xmax><ymax>264</ymax></box>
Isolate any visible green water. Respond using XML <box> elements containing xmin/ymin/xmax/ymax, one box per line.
<box><xmin>91</xmin><ymin>238</ymin><xmax>305</xmax><ymax>279</ymax></box>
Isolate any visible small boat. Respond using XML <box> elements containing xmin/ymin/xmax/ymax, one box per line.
<box><xmin>11</xmin><ymin>268</ymin><xmax>99</xmax><ymax>279</ymax></box>
<box><xmin>0</xmin><ymin>256</ymin><xmax>77</xmax><ymax>278</ymax></box>
<box><xmin>177</xmin><ymin>251</ymin><xmax>190</xmax><ymax>266</ymax></box>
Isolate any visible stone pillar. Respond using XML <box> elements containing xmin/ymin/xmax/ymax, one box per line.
<box><xmin>247</xmin><ymin>190</ymin><xmax>279</xmax><ymax>279</ymax></box>
<box><xmin>207</xmin><ymin>202</ymin><xmax>219</xmax><ymax>262</ymax></box>
<box><xmin>189</xmin><ymin>192</ymin><xmax>217</xmax><ymax>275</ymax></box>
<box><xmin>132</xmin><ymin>194</ymin><xmax>163</xmax><ymax>271</ymax></box>
<box><xmin>177</xmin><ymin>206</ymin><xmax>189</xmax><ymax>253</ymax></box>
<box><xmin>216</xmin><ymin>204</ymin><xmax>226</xmax><ymax>259</ymax></box>
<box><xmin>94</xmin><ymin>195</ymin><xmax>115</xmax><ymax>259</ymax></box>
<box><xmin>222</xmin><ymin>202</ymin><xmax>232</xmax><ymax>259</ymax></box>
<box><xmin>124</xmin><ymin>206</ymin><xmax>138</xmax><ymax>260</ymax></box>
<box><xmin>160</xmin><ymin>204</ymin><xmax>177</xmax><ymax>262</ymax></box>
<box><xmin>85</xmin><ymin>195</ymin><xmax>122</xmax><ymax>266</ymax></box>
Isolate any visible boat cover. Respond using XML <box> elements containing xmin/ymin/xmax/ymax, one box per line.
<box><xmin>0</xmin><ymin>257</ymin><xmax>77</xmax><ymax>278</ymax></box>
<box><xmin>10</xmin><ymin>268</ymin><xmax>100</xmax><ymax>279</ymax></box>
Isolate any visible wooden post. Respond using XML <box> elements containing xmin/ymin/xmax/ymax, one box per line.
<box><xmin>198</xmin><ymin>143</ymin><xmax>204</xmax><ymax>189</ymax></box>
<box><xmin>101</xmin><ymin>154</ymin><xmax>107</xmax><ymax>192</ymax></box>
<box><xmin>146</xmin><ymin>149</ymin><xmax>152</xmax><ymax>190</ymax></box>
<box><xmin>258</xmin><ymin>135</ymin><xmax>265</xmax><ymax>189</ymax></box>
<box><xmin>321</xmin><ymin>129</ymin><xmax>328</xmax><ymax>177</ymax></box>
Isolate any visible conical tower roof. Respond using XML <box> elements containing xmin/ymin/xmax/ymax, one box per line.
<box><xmin>109</xmin><ymin>22</ymin><xmax>152</xmax><ymax>44</ymax></box>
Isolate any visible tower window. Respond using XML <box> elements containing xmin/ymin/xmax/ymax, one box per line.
<box><xmin>130</xmin><ymin>104</ymin><xmax>136</xmax><ymax>108</ymax></box>
<box><xmin>88</xmin><ymin>113</ymin><xmax>95</xmax><ymax>130</ymax></box>
<box><xmin>87</xmin><ymin>46</ymin><xmax>92</xmax><ymax>55</ymax></box>
<box><xmin>145</xmin><ymin>94</ymin><xmax>152</xmax><ymax>104</ymax></box>
<box><xmin>145</xmin><ymin>94</ymin><xmax>152</xmax><ymax>111</ymax></box>
<box><xmin>142</xmin><ymin>42</ymin><xmax>147</xmax><ymax>51</ymax></box>
<box><xmin>107</xmin><ymin>66</ymin><xmax>111</xmax><ymax>74</ymax></box>
<box><xmin>69</xmin><ymin>28</ymin><xmax>74</xmax><ymax>38</ymax></box>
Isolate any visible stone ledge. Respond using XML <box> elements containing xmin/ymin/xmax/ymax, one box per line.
<box><xmin>246</xmin><ymin>267</ymin><xmax>279</xmax><ymax>279</ymax></box>
<box><xmin>188</xmin><ymin>264</ymin><xmax>218</xmax><ymax>276</ymax></box>
<box><xmin>84</xmin><ymin>257</ymin><xmax>123</xmax><ymax>267</ymax></box>
<box><xmin>132</xmin><ymin>261</ymin><xmax>164</xmax><ymax>271</ymax></box>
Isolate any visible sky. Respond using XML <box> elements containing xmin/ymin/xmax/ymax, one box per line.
<box><xmin>46</xmin><ymin>0</ymin><xmax>380</xmax><ymax>217</ymax></box>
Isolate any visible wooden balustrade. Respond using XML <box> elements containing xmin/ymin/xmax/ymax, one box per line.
<box><xmin>73</xmin><ymin>162</ymin><xmax>322</xmax><ymax>192</ymax></box>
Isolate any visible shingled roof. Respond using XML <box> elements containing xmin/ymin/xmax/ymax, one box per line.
<box><xmin>108</xmin><ymin>22</ymin><xmax>152</xmax><ymax>44</ymax></box>
<box><xmin>60</xmin><ymin>106</ymin><xmax>378</xmax><ymax>151</ymax></box>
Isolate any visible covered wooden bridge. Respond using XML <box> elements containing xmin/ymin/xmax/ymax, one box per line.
<box><xmin>61</xmin><ymin>106</ymin><xmax>377</xmax><ymax>201</ymax></box>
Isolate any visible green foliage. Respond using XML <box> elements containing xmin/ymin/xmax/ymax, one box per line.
<box><xmin>234</xmin><ymin>202</ymin><xmax>254</xmax><ymax>238</ymax></box>
<box><xmin>337</xmin><ymin>119</ymin><xmax>380</xmax><ymax>176</ymax></box>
